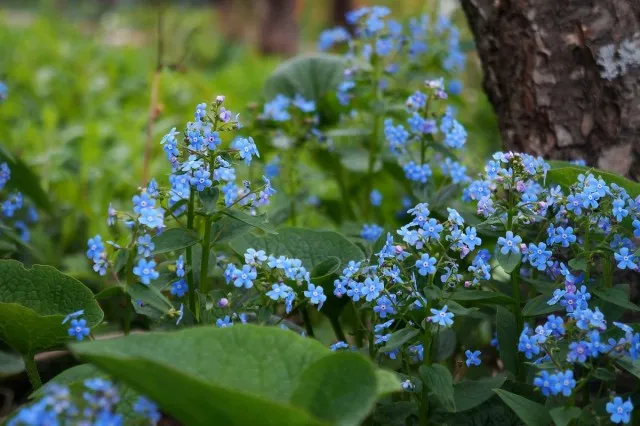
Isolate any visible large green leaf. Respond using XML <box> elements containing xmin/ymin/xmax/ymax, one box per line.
<box><xmin>221</xmin><ymin>209</ymin><xmax>277</xmax><ymax>235</ymax></box>
<box><xmin>71</xmin><ymin>325</ymin><xmax>399</xmax><ymax>426</ymax></box>
<box><xmin>0</xmin><ymin>351</ymin><xmax>24</xmax><ymax>377</ymax></box>
<box><xmin>522</xmin><ymin>294</ymin><xmax>561</xmax><ymax>317</ymax></box>
<box><xmin>549</xmin><ymin>406</ymin><xmax>582</xmax><ymax>426</ymax></box>
<box><xmin>230</xmin><ymin>227</ymin><xmax>364</xmax><ymax>270</ymax></box>
<box><xmin>496</xmin><ymin>306</ymin><xmax>518</xmax><ymax>376</ymax></box>
<box><xmin>152</xmin><ymin>228</ymin><xmax>201</xmax><ymax>255</ymax></box>
<box><xmin>592</xmin><ymin>287</ymin><xmax>640</xmax><ymax>312</ymax></box>
<box><xmin>547</xmin><ymin>161</ymin><xmax>640</xmax><ymax>197</ymax></box>
<box><xmin>420</xmin><ymin>364</ymin><xmax>455</xmax><ymax>412</ymax></box>
<box><xmin>448</xmin><ymin>290</ymin><xmax>514</xmax><ymax>305</ymax></box>
<box><xmin>0</xmin><ymin>145</ymin><xmax>52</xmax><ymax>212</ymax></box>
<box><xmin>494</xmin><ymin>389</ymin><xmax>552</xmax><ymax>426</ymax></box>
<box><xmin>263</xmin><ymin>53</ymin><xmax>346</xmax><ymax>103</ymax></box>
<box><xmin>381</xmin><ymin>327</ymin><xmax>420</xmax><ymax>353</ymax></box>
<box><xmin>495</xmin><ymin>251</ymin><xmax>521</xmax><ymax>274</ymax></box>
<box><xmin>211</xmin><ymin>214</ymin><xmax>264</xmax><ymax>244</ymax></box>
<box><xmin>453</xmin><ymin>375</ymin><xmax>507</xmax><ymax>412</ymax></box>
<box><xmin>0</xmin><ymin>260</ymin><xmax>103</xmax><ymax>355</ymax></box>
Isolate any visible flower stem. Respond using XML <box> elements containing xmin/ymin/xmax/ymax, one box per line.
<box><xmin>124</xmin><ymin>247</ymin><xmax>136</xmax><ymax>335</ymax></box>
<box><xmin>23</xmin><ymin>355</ymin><xmax>42</xmax><ymax>390</ymax></box>
<box><xmin>301</xmin><ymin>307</ymin><xmax>315</xmax><ymax>338</ymax></box>
<box><xmin>329</xmin><ymin>315</ymin><xmax>347</xmax><ymax>342</ymax></box>
<box><xmin>186</xmin><ymin>188</ymin><xmax>196</xmax><ymax>315</ymax></box>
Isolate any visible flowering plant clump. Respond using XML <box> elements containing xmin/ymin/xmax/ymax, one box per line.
<box><xmin>3</xmin><ymin>6</ymin><xmax>640</xmax><ymax>426</ymax></box>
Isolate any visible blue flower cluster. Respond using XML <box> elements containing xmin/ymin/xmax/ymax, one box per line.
<box><xmin>0</xmin><ymin>81</ymin><xmax>7</xmax><ymax>102</ymax></box>
<box><xmin>0</xmin><ymin>161</ymin><xmax>38</xmax><ymax>243</ymax></box>
<box><xmin>88</xmin><ymin>98</ymin><xmax>275</xmax><ymax>294</ymax></box>
<box><xmin>223</xmin><ymin>248</ymin><xmax>327</xmax><ymax>316</ymax></box>
<box><xmin>8</xmin><ymin>377</ymin><xmax>160</xmax><ymax>426</ymax></box>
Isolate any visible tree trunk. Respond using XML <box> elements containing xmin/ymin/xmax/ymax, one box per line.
<box><xmin>260</xmin><ymin>0</ymin><xmax>298</xmax><ymax>56</ymax></box>
<box><xmin>332</xmin><ymin>0</ymin><xmax>355</xmax><ymax>27</ymax></box>
<box><xmin>460</xmin><ymin>0</ymin><xmax>640</xmax><ymax>179</ymax></box>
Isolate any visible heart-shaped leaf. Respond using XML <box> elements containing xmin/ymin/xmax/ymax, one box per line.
<box><xmin>152</xmin><ymin>228</ymin><xmax>201</xmax><ymax>255</ymax></box>
<box><xmin>495</xmin><ymin>251</ymin><xmax>521</xmax><ymax>274</ymax></box>
<box><xmin>221</xmin><ymin>209</ymin><xmax>277</xmax><ymax>235</ymax></box>
<box><xmin>230</xmin><ymin>227</ymin><xmax>364</xmax><ymax>271</ymax></box>
<box><xmin>264</xmin><ymin>53</ymin><xmax>346</xmax><ymax>103</ymax></box>
<box><xmin>0</xmin><ymin>260</ymin><xmax>103</xmax><ymax>355</ymax></box>
<box><xmin>494</xmin><ymin>389</ymin><xmax>551</xmax><ymax>426</ymax></box>
<box><xmin>71</xmin><ymin>325</ymin><xmax>399</xmax><ymax>426</ymax></box>
<box><xmin>420</xmin><ymin>364</ymin><xmax>455</xmax><ymax>412</ymax></box>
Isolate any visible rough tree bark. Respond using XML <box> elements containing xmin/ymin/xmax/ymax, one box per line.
<box><xmin>260</xmin><ymin>0</ymin><xmax>298</xmax><ymax>56</ymax></box>
<box><xmin>460</xmin><ymin>0</ymin><xmax>640</xmax><ymax>179</ymax></box>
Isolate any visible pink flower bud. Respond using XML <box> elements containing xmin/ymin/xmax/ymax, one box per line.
<box><xmin>217</xmin><ymin>298</ymin><xmax>229</xmax><ymax>308</ymax></box>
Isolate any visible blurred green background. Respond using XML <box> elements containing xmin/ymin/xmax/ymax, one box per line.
<box><xmin>0</xmin><ymin>0</ymin><xmax>499</xmax><ymax>274</ymax></box>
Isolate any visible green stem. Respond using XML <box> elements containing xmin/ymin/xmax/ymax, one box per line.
<box><xmin>124</xmin><ymin>247</ymin><xmax>136</xmax><ymax>335</ymax></box>
<box><xmin>23</xmin><ymin>355</ymin><xmax>42</xmax><ymax>390</ymax></box>
<box><xmin>199</xmin><ymin>216</ymin><xmax>212</xmax><ymax>318</ymax></box>
<box><xmin>287</xmin><ymin>150</ymin><xmax>298</xmax><ymax>226</ymax></box>
<box><xmin>603</xmin><ymin>254</ymin><xmax>613</xmax><ymax>288</ymax></box>
<box><xmin>365</xmin><ymin>53</ymin><xmax>383</xmax><ymax>222</ymax></box>
<box><xmin>329</xmin><ymin>315</ymin><xmax>347</xmax><ymax>342</ymax></box>
<box><xmin>506</xmin><ymin>190</ymin><xmax>524</xmax><ymax>382</ymax></box>
<box><xmin>301</xmin><ymin>307</ymin><xmax>315</xmax><ymax>338</ymax></box>
<box><xmin>583</xmin><ymin>226</ymin><xmax>591</xmax><ymax>283</ymax></box>
<box><xmin>186</xmin><ymin>189</ymin><xmax>196</xmax><ymax>315</ymax></box>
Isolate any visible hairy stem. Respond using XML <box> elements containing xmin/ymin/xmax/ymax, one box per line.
<box><xmin>186</xmin><ymin>189</ymin><xmax>196</xmax><ymax>315</ymax></box>
<box><xmin>24</xmin><ymin>355</ymin><xmax>42</xmax><ymax>390</ymax></box>
<box><xmin>329</xmin><ymin>315</ymin><xmax>347</xmax><ymax>342</ymax></box>
<box><xmin>301</xmin><ymin>307</ymin><xmax>315</xmax><ymax>338</ymax></box>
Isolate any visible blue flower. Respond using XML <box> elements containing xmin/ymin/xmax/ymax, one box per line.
<box><xmin>361</xmin><ymin>224</ymin><xmax>384</xmax><ymax>242</ymax></box>
<box><xmin>176</xmin><ymin>255</ymin><xmax>185</xmax><ymax>277</ymax></box>
<box><xmin>423</xmin><ymin>219</ymin><xmax>443</xmax><ymax>240</ymax></box>
<box><xmin>403</xmin><ymin>161</ymin><xmax>432</xmax><ymax>183</ymax></box>
<box><xmin>133</xmin><ymin>396</ymin><xmax>161</xmax><ymax>425</ymax></box>
<box><xmin>266</xmin><ymin>283</ymin><xmax>293</xmax><ymax>301</ymax></box>
<box><xmin>533</xmin><ymin>371</ymin><xmax>559</xmax><ymax>396</ymax></box>
<box><xmin>133</xmin><ymin>259</ymin><xmax>160</xmax><ymax>285</ymax></box>
<box><xmin>170</xmin><ymin>279</ymin><xmax>188</xmax><ymax>298</ymax></box>
<box><xmin>304</xmin><ymin>284</ymin><xmax>327</xmax><ymax>310</ymax></box>
<box><xmin>86</xmin><ymin>235</ymin><xmax>105</xmax><ymax>260</ymax></box>
<box><xmin>465</xmin><ymin>350</ymin><xmax>481</xmax><ymax>367</ymax></box>
<box><xmin>567</xmin><ymin>341</ymin><xmax>590</xmax><ymax>363</ymax></box>
<box><xmin>543</xmin><ymin>314</ymin><xmax>565</xmax><ymax>336</ymax></box>
<box><xmin>462</xmin><ymin>227</ymin><xmax>481</xmax><ymax>251</ymax></box>
<box><xmin>606</xmin><ymin>397</ymin><xmax>633</xmax><ymax>424</ymax></box>
<box><xmin>429</xmin><ymin>305</ymin><xmax>454</xmax><ymax>327</ymax></box>
<box><xmin>497</xmin><ymin>231</ymin><xmax>522</xmax><ymax>255</ymax></box>
<box><xmin>566</xmin><ymin>194</ymin><xmax>583</xmax><ymax>215</ymax></box>
<box><xmin>62</xmin><ymin>309</ymin><xmax>85</xmax><ymax>325</ymax></box>
<box><xmin>68</xmin><ymin>318</ymin><xmax>90</xmax><ymax>341</ymax></box>
<box><xmin>633</xmin><ymin>219</ymin><xmax>640</xmax><ymax>238</ymax></box>
<box><xmin>233</xmin><ymin>265</ymin><xmax>257</xmax><ymax>289</ymax></box>
<box><xmin>342</xmin><ymin>260</ymin><xmax>361</xmax><ymax>278</ymax></box>
<box><xmin>138</xmin><ymin>207</ymin><xmax>164</xmax><ymax>229</ymax></box>
<box><xmin>547</xmin><ymin>289</ymin><xmax>567</xmax><ymax>306</ymax></box>
<box><xmin>518</xmin><ymin>333</ymin><xmax>540</xmax><ymax>359</ymax></box>
<box><xmin>132</xmin><ymin>192</ymin><xmax>156</xmax><ymax>214</ymax></box>
<box><xmin>330</xmin><ymin>341</ymin><xmax>351</xmax><ymax>351</ymax></box>
<box><xmin>527</xmin><ymin>242</ymin><xmax>552</xmax><ymax>271</ymax></box>
<box><xmin>415</xmin><ymin>253</ymin><xmax>437</xmax><ymax>276</ymax></box>
<box><xmin>216</xmin><ymin>315</ymin><xmax>233</xmax><ymax>328</ymax></box>
<box><xmin>361</xmin><ymin>276</ymin><xmax>384</xmax><ymax>302</ymax></box>
<box><xmin>234</xmin><ymin>137</ymin><xmax>259</xmax><ymax>165</ymax></box>
<box><xmin>614</xmin><ymin>247</ymin><xmax>637</xmax><ymax>270</ymax></box>
<box><xmin>374</xmin><ymin>295</ymin><xmax>396</xmax><ymax>318</ymax></box>
<box><xmin>137</xmin><ymin>234</ymin><xmax>154</xmax><ymax>257</ymax></box>
<box><xmin>190</xmin><ymin>169</ymin><xmax>212</xmax><ymax>192</ymax></box>
<box><xmin>370</xmin><ymin>189</ymin><xmax>383</xmax><ymax>207</ymax></box>
<box><xmin>551</xmin><ymin>226</ymin><xmax>576</xmax><ymax>248</ymax></box>
<box><xmin>555</xmin><ymin>370</ymin><xmax>576</xmax><ymax>396</ymax></box>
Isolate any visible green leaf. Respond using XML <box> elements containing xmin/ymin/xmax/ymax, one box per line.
<box><xmin>114</xmin><ymin>249</ymin><xmax>130</xmax><ymax>273</ymax></box>
<box><xmin>0</xmin><ymin>145</ymin><xmax>52</xmax><ymax>212</ymax></box>
<box><xmin>198</xmin><ymin>187</ymin><xmax>219</xmax><ymax>215</ymax></box>
<box><xmin>381</xmin><ymin>327</ymin><xmax>420</xmax><ymax>353</ymax></box>
<box><xmin>448</xmin><ymin>290</ymin><xmax>514</xmax><ymax>305</ymax></box>
<box><xmin>210</xmin><ymin>215</ymin><xmax>259</xmax><ymax>244</ymax></box>
<box><xmin>495</xmin><ymin>250</ymin><xmax>521</xmax><ymax>274</ymax></box>
<box><xmin>568</xmin><ymin>257</ymin><xmax>587</xmax><ymax>272</ymax></box>
<box><xmin>222</xmin><ymin>209</ymin><xmax>278</xmax><ymax>235</ymax></box>
<box><xmin>152</xmin><ymin>228</ymin><xmax>201</xmax><ymax>255</ymax></box>
<box><xmin>231</xmin><ymin>227</ymin><xmax>363</xmax><ymax>271</ymax></box>
<box><xmin>264</xmin><ymin>53</ymin><xmax>346</xmax><ymax>103</ymax></box>
<box><xmin>0</xmin><ymin>260</ymin><xmax>103</xmax><ymax>355</ymax></box>
<box><xmin>127</xmin><ymin>282</ymin><xmax>173</xmax><ymax>321</ymax></box>
<box><xmin>32</xmin><ymin>364</ymin><xmax>101</xmax><ymax>398</ymax></box>
<box><xmin>434</xmin><ymin>328</ymin><xmax>457</xmax><ymax>361</ymax></box>
<box><xmin>419</xmin><ymin>364</ymin><xmax>455</xmax><ymax>412</ymax></box>
<box><xmin>593</xmin><ymin>368</ymin><xmax>616</xmax><ymax>382</ymax></box>
<box><xmin>547</xmin><ymin>161</ymin><xmax>640</xmax><ymax>198</ymax></box>
<box><xmin>71</xmin><ymin>325</ymin><xmax>398</xmax><ymax>426</ymax></box>
<box><xmin>494</xmin><ymin>389</ymin><xmax>552</xmax><ymax>426</ymax></box>
<box><xmin>549</xmin><ymin>406</ymin><xmax>582</xmax><ymax>426</ymax></box>
<box><xmin>0</xmin><ymin>351</ymin><xmax>24</xmax><ymax>377</ymax></box>
<box><xmin>616</xmin><ymin>356</ymin><xmax>640</xmax><ymax>380</ymax></box>
<box><xmin>496</xmin><ymin>306</ymin><xmax>518</xmax><ymax>376</ymax></box>
<box><xmin>311</xmin><ymin>256</ymin><xmax>341</xmax><ymax>281</ymax></box>
<box><xmin>95</xmin><ymin>285</ymin><xmax>125</xmax><ymax>300</ymax></box>
<box><xmin>522</xmin><ymin>294</ymin><xmax>561</xmax><ymax>317</ymax></box>
<box><xmin>592</xmin><ymin>287</ymin><xmax>640</xmax><ymax>312</ymax></box>
<box><xmin>453</xmin><ymin>375</ymin><xmax>507</xmax><ymax>412</ymax></box>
